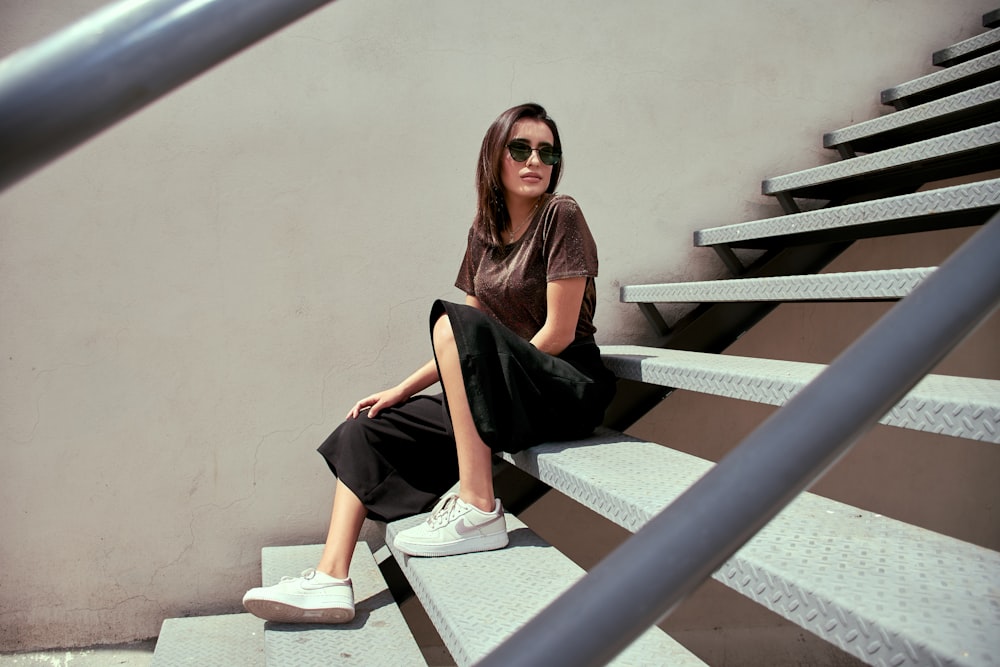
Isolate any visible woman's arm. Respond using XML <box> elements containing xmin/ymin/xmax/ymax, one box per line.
<box><xmin>530</xmin><ymin>276</ymin><xmax>587</xmax><ymax>356</ymax></box>
<box><xmin>347</xmin><ymin>358</ymin><xmax>439</xmax><ymax>419</ymax></box>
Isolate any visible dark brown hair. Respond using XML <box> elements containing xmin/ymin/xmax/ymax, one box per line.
<box><xmin>474</xmin><ymin>103</ymin><xmax>563</xmax><ymax>248</ymax></box>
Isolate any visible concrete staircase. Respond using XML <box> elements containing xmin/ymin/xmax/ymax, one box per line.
<box><xmin>151</xmin><ymin>10</ymin><xmax>1000</xmax><ymax>666</ymax></box>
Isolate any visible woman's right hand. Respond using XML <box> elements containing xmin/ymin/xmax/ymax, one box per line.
<box><xmin>346</xmin><ymin>385</ymin><xmax>410</xmax><ymax>420</ymax></box>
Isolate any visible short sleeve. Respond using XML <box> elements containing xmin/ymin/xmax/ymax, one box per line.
<box><xmin>542</xmin><ymin>196</ymin><xmax>599</xmax><ymax>281</ymax></box>
<box><xmin>455</xmin><ymin>226</ymin><xmax>478</xmax><ymax>295</ymax></box>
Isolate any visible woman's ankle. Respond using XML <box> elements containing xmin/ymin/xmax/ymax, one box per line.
<box><xmin>316</xmin><ymin>563</ymin><xmax>350</xmax><ymax>580</ymax></box>
<box><xmin>459</xmin><ymin>492</ymin><xmax>496</xmax><ymax>513</ymax></box>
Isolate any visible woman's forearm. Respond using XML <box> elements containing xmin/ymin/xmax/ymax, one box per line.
<box><xmin>347</xmin><ymin>357</ymin><xmax>440</xmax><ymax>419</ymax></box>
<box><xmin>530</xmin><ymin>277</ymin><xmax>587</xmax><ymax>355</ymax></box>
<box><xmin>397</xmin><ymin>358</ymin><xmax>440</xmax><ymax>397</ymax></box>
<box><xmin>529</xmin><ymin>325</ymin><xmax>575</xmax><ymax>356</ymax></box>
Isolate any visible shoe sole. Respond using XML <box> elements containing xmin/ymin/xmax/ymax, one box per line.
<box><xmin>243</xmin><ymin>599</ymin><xmax>355</xmax><ymax>624</ymax></box>
<box><xmin>394</xmin><ymin>531</ymin><xmax>509</xmax><ymax>558</ymax></box>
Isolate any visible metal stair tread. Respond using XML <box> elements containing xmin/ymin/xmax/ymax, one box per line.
<box><xmin>933</xmin><ymin>27</ymin><xmax>1000</xmax><ymax>67</ymax></box>
<box><xmin>151</xmin><ymin>613</ymin><xmax>264</xmax><ymax>666</ymax></box>
<box><xmin>498</xmin><ymin>430</ymin><xmax>1000</xmax><ymax>667</ymax></box>
<box><xmin>600</xmin><ymin>345</ymin><xmax>1000</xmax><ymax>442</ymax></box>
<box><xmin>621</xmin><ymin>267</ymin><xmax>935</xmax><ymax>304</ymax></box>
<box><xmin>383</xmin><ymin>511</ymin><xmax>707</xmax><ymax>666</ymax></box>
<box><xmin>881</xmin><ymin>50</ymin><xmax>1000</xmax><ymax>107</ymax></box>
<box><xmin>260</xmin><ymin>542</ymin><xmax>426</xmax><ymax>666</ymax></box>
<box><xmin>823</xmin><ymin>81</ymin><xmax>1000</xmax><ymax>153</ymax></box>
<box><xmin>696</xmin><ymin>178</ymin><xmax>1000</xmax><ymax>248</ymax></box>
<box><xmin>761</xmin><ymin>122</ymin><xmax>1000</xmax><ymax>200</ymax></box>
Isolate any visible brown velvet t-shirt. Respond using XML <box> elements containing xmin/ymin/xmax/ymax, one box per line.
<box><xmin>455</xmin><ymin>194</ymin><xmax>599</xmax><ymax>342</ymax></box>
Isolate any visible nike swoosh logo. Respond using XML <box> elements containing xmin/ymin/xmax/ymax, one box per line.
<box><xmin>455</xmin><ymin>514</ymin><xmax>504</xmax><ymax>536</ymax></box>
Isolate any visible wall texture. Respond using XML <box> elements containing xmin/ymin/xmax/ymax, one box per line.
<box><xmin>1</xmin><ymin>0</ymin><xmax>996</xmax><ymax>654</ymax></box>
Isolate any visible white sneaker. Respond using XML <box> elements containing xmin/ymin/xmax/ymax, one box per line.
<box><xmin>242</xmin><ymin>568</ymin><xmax>354</xmax><ymax>624</ymax></box>
<box><xmin>393</xmin><ymin>493</ymin><xmax>508</xmax><ymax>557</ymax></box>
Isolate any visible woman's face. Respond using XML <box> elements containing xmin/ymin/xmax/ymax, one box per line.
<box><xmin>500</xmin><ymin>118</ymin><xmax>555</xmax><ymax>205</ymax></box>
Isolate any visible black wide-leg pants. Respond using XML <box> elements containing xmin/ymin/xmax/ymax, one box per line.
<box><xmin>317</xmin><ymin>300</ymin><xmax>616</xmax><ymax>522</ymax></box>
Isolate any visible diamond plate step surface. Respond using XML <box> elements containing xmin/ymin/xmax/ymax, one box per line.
<box><xmin>498</xmin><ymin>430</ymin><xmax>1000</xmax><ymax>667</ymax></box>
<box><xmin>621</xmin><ymin>267</ymin><xmax>934</xmax><ymax>304</ymax></box>
<box><xmin>600</xmin><ymin>346</ymin><xmax>1000</xmax><ymax>442</ymax></box>
<box><xmin>151</xmin><ymin>613</ymin><xmax>264</xmax><ymax>666</ymax></box>
<box><xmin>881</xmin><ymin>51</ymin><xmax>1000</xmax><ymax>108</ymax></box>
<box><xmin>695</xmin><ymin>178</ymin><xmax>1000</xmax><ymax>248</ymax></box>
<box><xmin>384</xmin><ymin>511</ymin><xmax>707</xmax><ymax>667</ymax></box>
<box><xmin>260</xmin><ymin>542</ymin><xmax>426</xmax><ymax>666</ymax></box>
<box><xmin>933</xmin><ymin>27</ymin><xmax>1000</xmax><ymax>67</ymax></box>
<box><xmin>823</xmin><ymin>81</ymin><xmax>1000</xmax><ymax>153</ymax></box>
<box><xmin>762</xmin><ymin>122</ymin><xmax>1000</xmax><ymax>201</ymax></box>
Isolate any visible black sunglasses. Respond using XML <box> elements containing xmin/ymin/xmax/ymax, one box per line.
<box><xmin>506</xmin><ymin>141</ymin><xmax>561</xmax><ymax>166</ymax></box>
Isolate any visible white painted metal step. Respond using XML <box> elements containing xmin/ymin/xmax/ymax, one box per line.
<box><xmin>621</xmin><ymin>267</ymin><xmax>934</xmax><ymax>304</ymax></box>
<box><xmin>151</xmin><ymin>613</ymin><xmax>264</xmax><ymax>666</ymax></box>
<box><xmin>260</xmin><ymin>542</ymin><xmax>426</xmax><ymax>666</ymax></box>
<box><xmin>881</xmin><ymin>50</ymin><xmax>1000</xmax><ymax>108</ymax></box>
<box><xmin>933</xmin><ymin>27</ymin><xmax>1000</xmax><ymax>67</ymax></box>
<box><xmin>823</xmin><ymin>81</ymin><xmax>1000</xmax><ymax>154</ymax></box>
<box><xmin>383</xmin><ymin>510</ymin><xmax>707</xmax><ymax>666</ymax></box>
<box><xmin>600</xmin><ymin>345</ymin><xmax>1000</xmax><ymax>443</ymax></box>
<box><xmin>761</xmin><ymin>122</ymin><xmax>1000</xmax><ymax>202</ymax></box>
<box><xmin>695</xmin><ymin>178</ymin><xmax>1000</xmax><ymax>248</ymax></box>
<box><xmin>498</xmin><ymin>429</ymin><xmax>1000</xmax><ymax>667</ymax></box>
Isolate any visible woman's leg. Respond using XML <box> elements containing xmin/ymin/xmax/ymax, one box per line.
<box><xmin>242</xmin><ymin>478</ymin><xmax>359</xmax><ymax>624</ymax></box>
<box><xmin>433</xmin><ymin>313</ymin><xmax>496</xmax><ymax>512</ymax></box>
<box><xmin>390</xmin><ymin>312</ymin><xmax>507</xmax><ymax>558</ymax></box>
<box><xmin>316</xmin><ymin>478</ymin><xmax>367</xmax><ymax>579</ymax></box>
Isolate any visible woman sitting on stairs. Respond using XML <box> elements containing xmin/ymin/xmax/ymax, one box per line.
<box><xmin>242</xmin><ymin>102</ymin><xmax>617</xmax><ymax>624</ymax></box>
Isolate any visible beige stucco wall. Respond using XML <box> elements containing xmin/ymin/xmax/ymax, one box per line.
<box><xmin>1</xmin><ymin>0</ymin><xmax>995</xmax><ymax>654</ymax></box>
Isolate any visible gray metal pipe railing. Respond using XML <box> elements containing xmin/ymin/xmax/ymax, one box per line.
<box><xmin>0</xmin><ymin>0</ymin><xmax>337</xmax><ymax>193</ymax></box>
<box><xmin>478</xmin><ymin>211</ymin><xmax>1000</xmax><ymax>667</ymax></box>
<box><xmin>6</xmin><ymin>6</ymin><xmax>998</xmax><ymax>664</ymax></box>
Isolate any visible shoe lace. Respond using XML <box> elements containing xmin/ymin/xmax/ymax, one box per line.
<box><xmin>426</xmin><ymin>494</ymin><xmax>462</xmax><ymax>529</ymax></box>
<box><xmin>279</xmin><ymin>568</ymin><xmax>317</xmax><ymax>583</ymax></box>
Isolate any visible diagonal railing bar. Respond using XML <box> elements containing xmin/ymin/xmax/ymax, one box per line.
<box><xmin>478</xmin><ymin>211</ymin><xmax>1000</xmax><ymax>667</ymax></box>
<box><xmin>0</xmin><ymin>0</ymin><xmax>337</xmax><ymax>193</ymax></box>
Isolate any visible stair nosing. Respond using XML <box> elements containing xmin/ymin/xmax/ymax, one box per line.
<box><xmin>881</xmin><ymin>50</ymin><xmax>1000</xmax><ymax>105</ymax></box>
<box><xmin>933</xmin><ymin>27</ymin><xmax>1000</xmax><ymax>66</ymax></box>
<box><xmin>600</xmin><ymin>345</ymin><xmax>1000</xmax><ymax>442</ymax></box>
<box><xmin>696</xmin><ymin>178</ymin><xmax>1000</xmax><ymax>247</ymax></box>
<box><xmin>762</xmin><ymin>122</ymin><xmax>1000</xmax><ymax>198</ymax></box>
<box><xmin>823</xmin><ymin>81</ymin><xmax>1000</xmax><ymax>149</ymax></box>
<box><xmin>621</xmin><ymin>267</ymin><xmax>936</xmax><ymax>303</ymax></box>
<box><xmin>500</xmin><ymin>429</ymin><xmax>1000</xmax><ymax>667</ymax></box>
<box><xmin>383</xmin><ymin>510</ymin><xmax>707</xmax><ymax>666</ymax></box>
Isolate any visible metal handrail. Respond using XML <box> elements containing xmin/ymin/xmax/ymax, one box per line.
<box><xmin>5</xmin><ymin>5</ymin><xmax>998</xmax><ymax>665</ymax></box>
<box><xmin>477</xmin><ymin>210</ymin><xmax>1000</xmax><ymax>667</ymax></box>
<box><xmin>0</xmin><ymin>0</ymin><xmax>337</xmax><ymax>193</ymax></box>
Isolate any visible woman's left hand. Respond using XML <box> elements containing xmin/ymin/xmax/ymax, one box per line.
<box><xmin>346</xmin><ymin>385</ymin><xmax>410</xmax><ymax>420</ymax></box>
